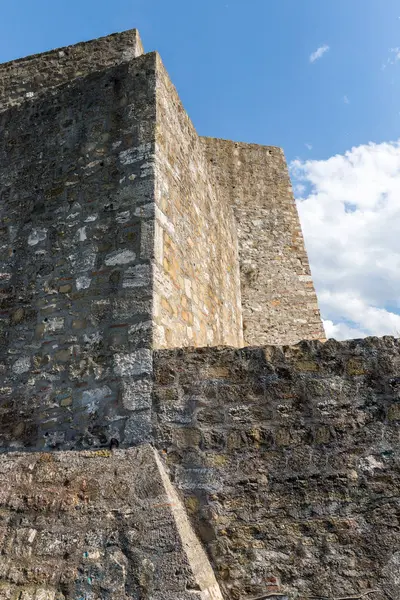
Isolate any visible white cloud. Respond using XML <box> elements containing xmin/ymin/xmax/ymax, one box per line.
<box><xmin>382</xmin><ymin>47</ymin><xmax>400</xmax><ymax>69</ymax></box>
<box><xmin>309</xmin><ymin>45</ymin><xmax>330</xmax><ymax>63</ymax></box>
<box><xmin>389</xmin><ymin>47</ymin><xmax>400</xmax><ymax>63</ymax></box>
<box><xmin>323</xmin><ymin>319</ymin><xmax>368</xmax><ymax>340</ymax></box>
<box><xmin>294</xmin><ymin>182</ymin><xmax>306</xmax><ymax>196</ymax></box>
<box><xmin>291</xmin><ymin>140</ymin><xmax>400</xmax><ymax>340</ymax></box>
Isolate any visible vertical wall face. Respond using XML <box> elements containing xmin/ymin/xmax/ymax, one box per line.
<box><xmin>152</xmin><ymin>57</ymin><xmax>243</xmax><ymax>349</ymax></box>
<box><xmin>202</xmin><ymin>137</ymin><xmax>325</xmax><ymax>346</ymax></box>
<box><xmin>0</xmin><ymin>446</ymin><xmax>224</xmax><ymax>600</ymax></box>
<box><xmin>0</xmin><ymin>55</ymin><xmax>157</xmax><ymax>450</ymax></box>
<box><xmin>0</xmin><ymin>29</ymin><xmax>144</xmax><ymax>112</ymax></box>
<box><xmin>154</xmin><ymin>339</ymin><xmax>400</xmax><ymax>600</ymax></box>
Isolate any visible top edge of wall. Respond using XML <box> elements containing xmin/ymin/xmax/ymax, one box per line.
<box><xmin>201</xmin><ymin>135</ymin><xmax>284</xmax><ymax>153</ymax></box>
<box><xmin>0</xmin><ymin>29</ymin><xmax>145</xmax><ymax>112</ymax></box>
<box><xmin>0</xmin><ymin>28</ymin><xmax>144</xmax><ymax>68</ymax></box>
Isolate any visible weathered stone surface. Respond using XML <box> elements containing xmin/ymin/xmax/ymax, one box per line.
<box><xmin>153</xmin><ymin>56</ymin><xmax>243</xmax><ymax>350</ymax></box>
<box><xmin>1</xmin><ymin>336</ymin><xmax>399</xmax><ymax>599</ymax></box>
<box><xmin>0</xmin><ymin>31</ymin><xmax>248</xmax><ymax>450</ymax></box>
<box><xmin>0</xmin><ymin>29</ymin><xmax>144</xmax><ymax>112</ymax></box>
<box><xmin>0</xmin><ymin>53</ymin><xmax>157</xmax><ymax>450</ymax></box>
<box><xmin>154</xmin><ymin>337</ymin><xmax>400</xmax><ymax>600</ymax></box>
<box><xmin>202</xmin><ymin>138</ymin><xmax>325</xmax><ymax>346</ymax></box>
<box><xmin>0</xmin><ymin>28</ymin><xmax>325</xmax><ymax>364</ymax></box>
<box><xmin>0</xmin><ymin>445</ymin><xmax>223</xmax><ymax>600</ymax></box>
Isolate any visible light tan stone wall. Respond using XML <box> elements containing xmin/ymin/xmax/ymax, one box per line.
<box><xmin>152</xmin><ymin>56</ymin><xmax>243</xmax><ymax>349</ymax></box>
<box><xmin>202</xmin><ymin>137</ymin><xmax>325</xmax><ymax>346</ymax></box>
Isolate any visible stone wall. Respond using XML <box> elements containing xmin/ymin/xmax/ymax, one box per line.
<box><xmin>0</xmin><ymin>54</ymin><xmax>157</xmax><ymax>450</ymax></box>
<box><xmin>2</xmin><ymin>335</ymin><xmax>399</xmax><ymax>599</ymax></box>
<box><xmin>154</xmin><ymin>337</ymin><xmax>400</xmax><ymax>600</ymax></box>
<box><xmin>202</xmin><ymin>137</ymin><xmax>325</xmax><ymax>346</ymax></box>
<box><xmin>0</xmin><ymin>445</ymin><xmax>223</xmax><ymax>600</ymax></box>
<box><xmin>0</xmin><ymin>27</ymin><xmax>397</xmax><ymax>600</ymax></box>
<box><xmin>0</xmin><ymin>44</ymin><xmax>247</xmax><ymax>452</ymax></box>
<box><xmin>0</xmin><ymin>29</ymin><xmax>143</xmax><ymax>112</ymax></box>
<box><xmin>152</xmin><ymin>57</ymin><xmax>243</xmax><ymax>350</ymax></box>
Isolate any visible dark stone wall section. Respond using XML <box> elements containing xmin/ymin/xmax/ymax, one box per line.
<box><xmin>0</xmin><ymin>446</ymin><xmax>223</xmax><ymax>600</ymax></box>
<box><xmin>153</xmin><ymin>337</ymin><xmax>400</xmax><ymax>600</ymax></box>
<box><xmin>0</xmin><ymin>54</ymin><xmax>157</xmax><ymax>451</ymax></box>
<box><xmin>0</xmin><ymin>29</ymin><xmax>144</xmax><ymax>112</ymax></box>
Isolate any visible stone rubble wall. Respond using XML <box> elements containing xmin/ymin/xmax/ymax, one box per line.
<box><xmin>153</xmin><ymin>56</ymin><xmax>243</xmax><ymax>350</ymax></box>
<box><xmin>0</xmin><ymin>54</ymin><xmax>158</xmax><ymax>450</ymax></box>
<box><xmin>153</xmin><ymin>337</ymin><xmax>400</xmax><ymax>600</ymax></box>
<box><xmin>1</xmin><ymin>336</ymin><xmax>399</xmax><ymax>600</ymax></box>
<box><xmin>202</xmin><ymin>137</ymin><xmax>326</xmax><ymax>346</ymax></box>
<box><xmin>0</xmin><ymin>29</ymin><xmax>144</xmax><ymax>113</ymax></box>
<box><xmin>0</xmin><ymin>445</ymin><xmax>223</xmax><ymax>600</ymax></box>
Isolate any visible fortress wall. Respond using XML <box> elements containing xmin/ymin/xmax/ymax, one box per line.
<box><xmin>152</xmin><ymin>56</ymin><xmax>243</xmax><ymax>350</ymax></box>
<box><xmin>202</xmin><ymin>137</ymin><xmax>326</xmax><ymax>346</ymax></box>
<box><xmin>0</xmin><ymin>445</ymin><xmax>223</xmax><ymax>600</ymax></box>
<box><xmin>153</xmin><ymin>337</ymin><xmax>400</xmax><ymax>600</ymax></box>
<box><xmin>0</xmin><ymin>54</ymin><xmax>158</xmax><ymax>451</ymax></box>
<box><xmin>3</xmin><ymin>28</ymin><xmax>398</xmax><ymax>600</ymax></box>
<box><xmin>0</xmin><ymin>29</ymin><xmax>144</xmax><ymax>112</ymax></box>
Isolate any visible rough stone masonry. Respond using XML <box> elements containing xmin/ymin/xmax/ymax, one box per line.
<box><xmin>0</xmin><ymin>28</ymin><xmax>397</xmax><ymax>600</ymax></box>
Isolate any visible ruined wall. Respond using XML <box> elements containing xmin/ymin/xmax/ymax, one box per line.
<box><xmin>152</xmin><ymin>57</ymin><xmax>243</xmax><ymax>350</ymax></box>
<box><xmin>0</xmin><ymin>54</ymin><xmax>157</xmax><ymax>450</ymax></box>
<box><xmin>0</xmin><ymin>29</ymin><xmax>143</xmax><ymax>112</ymax></box>
<box><xmin>0</xmin><ymin>445</ymin><xmax>223</xmax><ymax>600</ymax></box>
<box><xmin>202</xmin><ymin>138</ymin><xmax>325</xmax><ymax>346</ymax></box>
<box><xmin>154</xmin><ymin>337</ymin><xmax>400</xmax><ymax>600</ymax></box>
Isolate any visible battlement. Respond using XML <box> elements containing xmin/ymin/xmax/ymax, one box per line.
<box><xmin>0</xmin><ymin>28</ymin><xmax>144</xmax><ymax>112</ymax></box>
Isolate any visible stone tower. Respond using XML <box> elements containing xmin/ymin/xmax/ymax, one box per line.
<box><xmin>0</xmin><ymin>29</ymin><xmax>324</xmax><ymax>449</ymax></box>
<box><xmin>0</xmin><ymin>30</ymin><xmax>395</xmax><ymax>600</ymax></box>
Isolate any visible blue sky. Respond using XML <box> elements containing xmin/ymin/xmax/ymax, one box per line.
<box><xmin>1</xmin><ymin>0</ymin><xmax>399</xmax><ymax>163</ymax></box>
<box><xmin>1</xmin><ymin>0</ymin><xmax>400</xmax><ymax>339</ymax></box>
